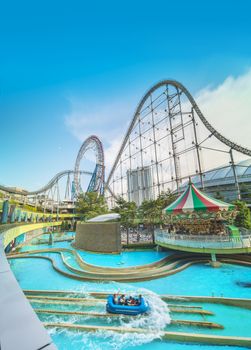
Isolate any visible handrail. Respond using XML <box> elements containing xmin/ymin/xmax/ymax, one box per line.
<box><xmin>155</xmin><ymin>229</ymin><xmax>251</xmax><ymax>242</ymax></box>
<box><xmin>155</xmin><ymin>229</ymin><xmax>251</xmax><ymax>251</ymax></box>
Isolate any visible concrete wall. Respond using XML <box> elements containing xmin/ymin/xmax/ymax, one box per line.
<box><xmin>75</xmin><ymin>222</ymin><xmax>121</xmax><ymax>253</ymax></box>
<box><xmin>0</xmin><ymin>223</ymin><xmax>59</xmax><ymax>350</ymax></box>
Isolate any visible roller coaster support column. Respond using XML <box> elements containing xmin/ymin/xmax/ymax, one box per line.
<box><xmin>1</xmin><ymin>200</ymin><xmax>9</xmax><ymax>224</ymax></box>
<box><xmin>138</xmin><ymin>111</ymin><xmax>146</xmax><ymax>201</ymax></box>
<box><xmin>10</xmin><ymin>205</ymin><xmax>16</xmax><ymax>223</ymax></box>
<box><xmin>192</xmin><ymin>108</ymin><xmax>204</xmax><ymax>189</ymax></box>
<box><xmin>210</xmin><ymin>253</ymin><xmax>221</xmax><ymax>268</ymax></box>
<box><xmin>17</xmin><ymin>209</ymin><xmax>21</xmax><ymax>222</ymax></box>
<box><xmin>150</xmin><ymin>94</ymin><xmax>161</xmax><ymax>196</ymax></box>
<box><xmin>166</xmin><ymin>85</ymin><xmax>181</xmax><ymax>193</ymax></box>
<box><xmin>229</xmin><ymin>148</ymin><xmax>241</xmax><ymax>200</ymax></box>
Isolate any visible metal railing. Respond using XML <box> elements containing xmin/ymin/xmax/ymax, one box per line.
<box><xmin>154</xmin><ymin>229</ymin><xmax>251</xmax><ymax>250</ymax></box>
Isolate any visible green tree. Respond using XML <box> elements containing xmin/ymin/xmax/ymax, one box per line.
<box><xmin>139</xmin><ymin>190</ymin><xmax>177</xmax><ymax>226</ymax></box>
<box><xmin>157</xmin><ymin>189</ymin><xmax>177</xmax><ymax>209</ymax></box>
<box><xmin>138</xmin><ymin>199</ymin><xmax>157</xmax><ymax>226</ymax></box>
<box><xmin>138</xmin><ymin>199</ymin><xmax>158</xmax><ymax>242</ymax></box>
<box><xmin>76</xmin><ymin>192</ymin><xmax>108</xmax><ymax>220</ymax></box>
<box><xmin>233</xmin><ymin>200</ymin><xmax>251</xmax><ymax>229</ymax></box>
<box><xmin>239</xmin><ymin>184</ymin><xmax>251</xmax><ymax>202</ymax></box>
<box><xmin>138</xmin><ymin>190</ymin><xmax>177</xmax><ymax>241</ymax></box>
<box><xmin>156</xmin><ymin>190</ymin><xmax>177</xmax><ymax>224</ymax></box>
<box><xmin>113</xmin><ymin>197</ymin><xmax>137</xmax><ymax>244</ymax></box>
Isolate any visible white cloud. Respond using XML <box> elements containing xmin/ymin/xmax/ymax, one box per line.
<box><xmin>104</xmin><ymin>137</ymin><xmax>124</xmax><ymax>174</ymax></box>
<box><xmin>64</xmin><ymin>97</ymin><xmax>133</xmax><ymax>170</ymax></box>
<box><xmin>196</xmin><ymin>69</ymin><xmax>251</xmax><ymax>149</ymax></box>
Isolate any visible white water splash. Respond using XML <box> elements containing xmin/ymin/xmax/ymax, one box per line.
<box><xmin>120</xmin><ymin>289</ymin><xmax>171</xmax><ymax>330</ymax></box>
<box><xmin>97</xmin><ymin>288</ymin><xmax>170</xmax><ymax>349</ymax></box>
<box><xmin>48</xmin><ymin>287</ymin><xmax>171</xmax><ymax>349</ymax></box>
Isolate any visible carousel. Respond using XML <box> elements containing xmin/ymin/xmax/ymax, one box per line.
<box><xmin>163</xmin><ymin>181</ymin><xmax>236</xmax><ymax>236</ymax></box>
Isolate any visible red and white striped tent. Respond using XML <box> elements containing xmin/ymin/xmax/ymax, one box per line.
<box><xmin>164</xmin><ymin>182</ymin><xmax>235</xmax><ymax>215</ymax></box>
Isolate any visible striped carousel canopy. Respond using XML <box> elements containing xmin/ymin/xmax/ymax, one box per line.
<box><xmin>165</xmin><ymin>182</ymin><xmax>235</xmax><ymax>214</ymax></box>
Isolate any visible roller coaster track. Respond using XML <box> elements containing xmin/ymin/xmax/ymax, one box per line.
<box><xmin>0</xmin><ymin>136</ymin><xmax>105</xmax><ymax>198</ymax></box>
<box><xmin>0</xmin><ymin>170</ymin><xmax>92</xmax><ymax>196</ymax></box>
<box><xmin>74</xmin><ymin>135</ymin><xmax>105</xmax><ymax>195</ymax></box>
<box><xmin>29</xmin><ymin>170</ymin><xmax>93</xmax><ymax>195</ymax></box>
<box><xmin>106</xmin><ymin>79</ymin><xmax>251</xmax><ymax>186</ymax></box>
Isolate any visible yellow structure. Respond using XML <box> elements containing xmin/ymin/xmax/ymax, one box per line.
<box><xmin>3</xmin><ymin>222</ymin><xmax>61</xmax><ymax>248</ymax></box>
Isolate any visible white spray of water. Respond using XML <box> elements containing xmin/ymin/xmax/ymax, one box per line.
<box><xmin>85</xmin><ymin>288</ymin><xmax>171</xmax><ymax>350</ymax></box>
<box><xmin>48</xmin><ymin>287</ymin><xmax>171</xmax><ymax>349</ymax></box>
<box><xmin>120</xmin><ymin>288</ymin><xmax>171</xmax><ymax>330</ymax></box>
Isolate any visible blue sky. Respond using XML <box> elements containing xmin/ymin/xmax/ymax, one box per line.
<box><xmin>1</xmin><ymin>0</ymin><xmax>251</xmax><ymax>190</ymax></box>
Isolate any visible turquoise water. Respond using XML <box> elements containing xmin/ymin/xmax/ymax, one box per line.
<box><xmin>134</xmin><ymin>263</ymin><xmax>251</xmax><ymax>298</ymax></box>
<box><xmin>49</xmin><ymin>333</ymin><xmax>251</xmax><ymax>350</ymax></box>
<box><xmin>35</xmin><ymin>298</ymin><xmax>251</xmax><ymax>350</ymax></box>
<box><xmin>9</xmin><ymin>234</ymin><xmax>251</xmax><ymax>350</ymax></box>
<box><xmin>21</xmin><ymin>239</ymin><xmax>171</xmax><ymax>268</ymax></box>
<box><xmin>9</xmin><ymin>256</ymin><xmax>251</xmax><ymax>298</ymax></box>
<box><xmin>49</xmin><ymin>332</ymin><xmax>248</xmax><ymax>350</ymax></box>
<box><xmin>31</xmin><ymin>298</ymin><xmax>251</xmax><ymax>338</ymax></box>
<box><xmin>77</xmin><ymin>250</ymin><xmax>170</xmax><ymax>268</ymax></box>
<box><xmin>166</xmin><ymin>302</ymin><xmax>251</xmax><ymax>337</ymax></box>
<box><xmin>30</xmin><ymin>293</ymin><xmax>251</xmax><ymax>349</ymax></box>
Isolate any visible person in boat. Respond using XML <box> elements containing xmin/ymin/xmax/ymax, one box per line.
<box><xmin>129</xmin><ymin>296</ymin><xmax>137</xmax><ymax>306</ymax></box>
<box><xmin>113</xmin><ymin>293</ymin><xmax>119</xmax><ymax>304</ymax></box>
<box><xmin>126</xmin><ymin>296</ymin><xmax>132</xmax><ymax>306</ymax></box>
<box><xmin>119</xmin><ymin>294</ymin><xmax>126</xmax><ymax>305</ymax></box>
<box><xmin>136</xmin><ymin>294</ymin><xmax>142</xmax><ymax>305</ymax></box>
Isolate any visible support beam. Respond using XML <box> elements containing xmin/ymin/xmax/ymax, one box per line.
<box><xmin>210</xmin><ymin>253</ymin><xmax>221</xmax><ymax>268</ymax></box>
<box><xmin>229</xmin><ymin>148</ymin><xmax>241</xmax><ymax>200</ymax></box>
